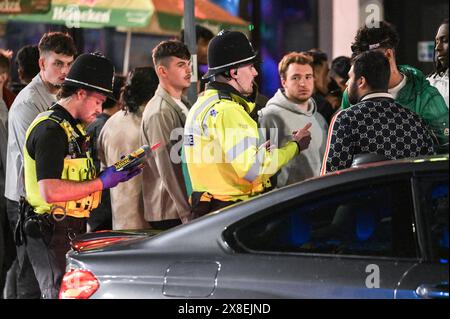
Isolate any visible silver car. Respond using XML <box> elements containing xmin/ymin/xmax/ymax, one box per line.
<box><xmin>60</xmin><ymin>155</ymin><xmax>449</xmax><ymax>299</ymax></box>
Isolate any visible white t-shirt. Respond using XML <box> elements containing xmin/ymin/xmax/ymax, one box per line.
<box><xmin>388</xmin><ymin>73</ymin><xmax>407</xmax><ymax>99</ymax></box>
<box><xmin>173</xmin><ymin>97</ymin><xmax>189</xmax><ymax>117</ymax></box>
<box><xmin>427</xmin><ymin>70</ymin><xmax>449</xmax><ymax>109</ymax></box>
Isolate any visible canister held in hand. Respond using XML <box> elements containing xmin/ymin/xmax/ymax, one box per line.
<box><xmin>113</xmin><ymin>143</ymin><xmax>159</xmax><ymax>171</ymax></box>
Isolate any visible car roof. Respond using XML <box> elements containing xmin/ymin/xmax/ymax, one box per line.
<box><xmin>143</xmin><ymin>155</ymin><xmax>448</xmax><ymax>252</ymax></box>
<box><xmin>231</xmin><ymin>154</ymin><xmax>448</xmax><ymax>214</ymax></box>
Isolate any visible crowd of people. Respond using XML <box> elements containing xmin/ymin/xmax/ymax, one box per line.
<box><xmin>0</xmin><ymin>19</ymin><xmax>448</xmax><ymax>298</ymax></box>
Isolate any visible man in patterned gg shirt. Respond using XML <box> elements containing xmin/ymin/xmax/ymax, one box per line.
<box><xmin>321</xmin><ymin>51</ymin><xmax>436</xmax><ymax>174</ymax></box>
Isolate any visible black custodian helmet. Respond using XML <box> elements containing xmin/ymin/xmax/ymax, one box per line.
<box><xmin>62</xmin><ymin>52</ymin><xmax>115</xmax><ymax>100</ymax></box>
<box><xmin>203</xmin><ymin>30</ymin><xmax>257</xmax><ymax>79</ymax></box>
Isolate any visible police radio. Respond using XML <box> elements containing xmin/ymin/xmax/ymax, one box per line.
<box><xmin>113</xmin><ymin>143</ymin><xmax>160</xmax><ymax>171</ymax></box>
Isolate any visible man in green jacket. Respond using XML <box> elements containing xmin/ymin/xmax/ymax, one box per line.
<box><xmin>342</xmin><ymin>21</ymin><xmax>448</xmax><ymax>153</ymax></box>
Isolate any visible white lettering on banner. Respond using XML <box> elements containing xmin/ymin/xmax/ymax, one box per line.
<box><xmin>62</xmin><ymin>5</ymin><xmax>80</xmax><ymax>28</ymax></box>
<box><xmin>365</xmin><ymin>4</ymin><xmax>381</xmax><ymax>28</ymax></box>
<box><xmin>53</xmin><ymin>5</ymin><xmax>111</xmax><ymax>26</ymax></box>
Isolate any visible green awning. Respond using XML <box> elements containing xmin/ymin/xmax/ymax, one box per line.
<box><xmin>2</xmin><ymin>0</ymin><xmax>248</xmax><ymax>34</ymax></box>
<box><xmin>1</xmin><ymin>0</ymin><xmax>153</xmax><ymax>28</ymax></box>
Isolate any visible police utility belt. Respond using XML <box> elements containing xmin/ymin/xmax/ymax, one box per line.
<box><xmin>15</xmin><ymin>197</ymin><xmax>55</xmax><ymax>246</ymax></box>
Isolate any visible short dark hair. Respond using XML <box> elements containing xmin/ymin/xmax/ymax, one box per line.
<box><xmin>123</xmin><ymin>66</ymin><xmax>159</xmax><ymax>113</ymax></box>
<box><xmin>330</xmin><ymin>56</ymin><xmax>351</xmax><ymax>82</ymax></box>
<box><xmin>102</xmin><ymin>74</ymin><xmax>126</xmax><ymax>109</ymax></box>
<box><xmin>16</xmin><ymin>45</ymin><xmax>40</xmax><ymax>81</ymax></box>
<box><xmin>152</xmin><ymin>40</ymin><xmax>191</xmax><ymax>67</ymax></box>
<box><xmin>38</xmin><ymin>32</ymin><xmax>77</xmax><ymax>57</ymax></box>
<box><xmin>352</xmin><ymin>50</ymin><xmax>390</xmax><ymax>91</ymax></box>
<box><xmin>0</xmin><ymin>53</ymin><xmax>10</xmax><ymax>74</ymax></box>
<box><xmin>305</xmin><ymin>49</ymin><xmax>328</xmax><ymax>67</ymax></box>
<box><xmin>351</xmin><ymin>21</ymin><xmax>400</xmax><ymax>58</ymax></box>
<box><xmin>180</xmin><ymin>25</ymin><xmax>214</xmax><ymax>43</ymax></box>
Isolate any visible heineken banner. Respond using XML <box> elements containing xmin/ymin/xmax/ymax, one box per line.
<box><xmin>2</xmin><ymin>0</ymin><xmax>248</xmax><ymax>34</ymax></box>
<box><xmin>2</xmin><ymin>0</ymin><xmax>153</xmax><ymax>28</ymax></box>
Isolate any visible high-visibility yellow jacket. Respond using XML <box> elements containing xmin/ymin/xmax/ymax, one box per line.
<box><xmin>24</xmin><ymin>110</ymin><xmax>101</xmax><ymax>218</ymax></box>
<box><xmin>184</xmin><ymin>87</ymin><xmax>299</xmax><ymax>202</ymax></box>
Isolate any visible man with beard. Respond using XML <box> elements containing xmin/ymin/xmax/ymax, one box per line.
<box><xmin>260</xmin><ymin>52</ymin><xmax>328</xmax><ymax>187</ymax></box>
<box><xmin>4</xmin><ymin>32</ymin><xmax>76</xmax><ymax>299</ymax></box>
<box><xmin>342</xmin><ymin>21</ymin><xmax>448</xmax><ymax>153</ymax></box>
<box><xmin>21</xmin><ymin>53</ymin><xmax>141</xmax><ymax>298</ymax></box>
<box><xmin>428</xmin><ymin>19</ymin><xmax>448</xmax><ymax>108</ymax></box>
<box><xmin>321</xmin><ymin>51</ymin><xmax>436</xmax><ymax>174</ymax></box>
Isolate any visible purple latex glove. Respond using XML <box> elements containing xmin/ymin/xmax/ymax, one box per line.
<box><xmin>99</xmin><ymin>166</ymin><xmax>142</xmax><ymax>189</ymax></box>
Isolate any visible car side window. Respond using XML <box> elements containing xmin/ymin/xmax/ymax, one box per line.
<box><xmin>416</xmin><ymin>176</ymin><xmax>449</xmax><ymax>263</ymax></box>
<box><xmin>233</xmin><ymin>180</ymin><xmax>417</xmax><ymax>258</ymax></box>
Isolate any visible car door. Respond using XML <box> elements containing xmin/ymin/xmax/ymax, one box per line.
<box><xmin>395</xmin><ymin>173</ymin><xmax>449</xmax><ymax>299</ymax></box>
<box><xmin>218</xmin><ymin>176</ymin><xmax>423</xmax><ymax>298</ymax></box>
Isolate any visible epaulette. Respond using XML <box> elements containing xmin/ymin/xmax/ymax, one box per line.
<box><xmin>218</xmin><ymin>91</ymin><xmax>232</xmax><ymax>101</ymax></box>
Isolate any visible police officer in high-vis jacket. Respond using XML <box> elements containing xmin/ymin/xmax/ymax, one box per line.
<box><xmin>20</xmin><ymin>53</ymin><xmax>141</xmax><ymax>298</ymax></box>
<box><xmin>184</xmin><ymin>31</ymin><xmax>313</xmax><ymax>217</ymax></box>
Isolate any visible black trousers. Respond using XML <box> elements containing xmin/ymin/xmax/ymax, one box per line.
<box><xmin>0</xmin><ymin>195</ymin><xmax>14</xmax><ymax>297</ymax></box>
<box><xmin>5</xmin><ymin>199</ymin><xmax>40</xmax><ymax>299</ymax></box>
<box><xmin>148</xmin><ymin>219</ymin><xmax>182</xmax><ymax>231</ymax></box>
<box><xmin>190</xmin><ymin>192</ymin><xmax>237</xmax><ymax>219</ymax></box>
<box><xmin>25</xmin><ymin>214</ymin><xmax>86</xmax><ymax>299</ymax></box>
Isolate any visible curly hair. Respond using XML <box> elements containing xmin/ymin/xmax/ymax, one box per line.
<box><xmin>433</xmin><ymin>18</ymin><xmax>449</xmax><ymax>77</ymax></box>
<box><xmin>350</xmin><ymin>21</ymin><xmax>400</xmax><ymax>58</ymax></box>
<box><xmin>122</xmin><ymin>66</ymin><xmax>159</xmax><ymax>114</ymax></box>
<box><xmin>38</xmin><ymin>32</ymin><xmax>77</xmax><ymax>57</ymax></box>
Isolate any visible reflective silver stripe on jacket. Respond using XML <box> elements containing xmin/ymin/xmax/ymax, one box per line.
<box><xmin>243</xmin><ymin>147</ymin><xmax>265</xmax><ymax>182</ymax></box>
<box><xmin>225</xmin><ymin>136</ymin><xmax>258</xmax><ymax>162</ymax></box>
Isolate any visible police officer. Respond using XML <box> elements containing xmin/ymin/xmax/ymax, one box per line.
<box><xmin>184</xmin><ymin>31</ymin><xmax>312</xmax><ymax>217</ymax></box>
<box><xmin>20</xmin><ymin>53</ymin><xmax>141</xmax><ymax>298</ymax></box>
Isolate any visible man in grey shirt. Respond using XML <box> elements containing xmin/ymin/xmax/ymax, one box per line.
<box><xmin>4</xmin><ymin>32</ymin><xmax>76</xmax><ymax>299</ymax></box>
<box><xmin>1</xmin><ymin>51</ymin><xmax>14</xmax><ymax>297</ymax></box>
<box><xmin>259</xmin><ymin>52</ymin><xmax>328</xmax><ymax>188</ymax></box>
